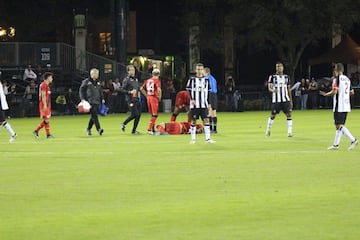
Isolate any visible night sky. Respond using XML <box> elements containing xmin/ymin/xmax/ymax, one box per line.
<box><xmin>1</xmin><ymin>1</ymin><xmax>360</xmax><ymax>85</ymax></box>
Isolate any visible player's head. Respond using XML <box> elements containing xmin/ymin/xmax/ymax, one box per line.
<box><xmin>152</xmin><ymin>68</ymin><xmax>160</xmax><ymax>77</ymax></box>
<box><xmin>90</xmin><ymin>68</ymin><xmax>99</xmax><ymax>80</ymax></box>
<box><xmin>334</xmin><ymin>63</ymin><xmax>344</xmax><ymax>75</ymax></box>
<box><xmin>204</xmin><ymin>67</ymin><xmax>211</xmax><ymax>75</ymax></box>
<box><xmin>275</xmin><ymin>62</ymin><xmax>284</xmax><ymax>74</ymax></box>
<box><xmin>42</xmin><ymin>72</ymin><xmax>53</xmax><ymax>84</ymax></box>
<box><xmin>127</xmin><ymin>65</ymin><xmax>135</xmax><ymax>77</ymax></box>
<box><xmin>195</xmin><ymin>63</ymin><xmax>204</xmax><ymax>77</ymax></box>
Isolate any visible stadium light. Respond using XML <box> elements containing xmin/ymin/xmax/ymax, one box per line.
<box><xmin>0</xmin><ymin>26</ymin><xmax>16</xmax><ymax>39</ymax></box>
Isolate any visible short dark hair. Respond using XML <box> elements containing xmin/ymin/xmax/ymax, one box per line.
<box><xmin>42</xmin><ymin>72</ymin><xmax>53</xmax><ymax>81</ymax></box>
<box><xmin>196</xmin><ymin>63</ymin><xmax>204</xmax><ymax>68</ymax></box>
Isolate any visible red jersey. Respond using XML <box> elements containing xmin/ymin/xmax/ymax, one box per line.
<box><xmin>165</xmin><ymin>122</ymin><xmax>182</xmax><ymax>134</ymax></box>
<box><xmin>175</xmin><ymin>90</ymin><xmax>190</xmax><ymax>109</ymax></box>
<box><xmin>39</xmin><ymin>82</ymin><xmax>51</xmax><ymax>109</ymax></box>
<box><xmin>142</xmin><ymin>77</ymin><xmax>161</xmax><ymax>99</ymax></box>
<box><xmin>39</xmin><ymin>81</ymin><xmax>51</xmax><ymax>120</ymax></box>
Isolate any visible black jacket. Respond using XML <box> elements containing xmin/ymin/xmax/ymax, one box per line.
<box><xmin>79</xmin><ymin>78</ymin><xmax>104</xmax><ymax>104</ymax></box>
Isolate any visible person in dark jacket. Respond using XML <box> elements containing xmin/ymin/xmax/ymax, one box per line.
<box><xmin>79</xmin><ymin>68</ymin><xmax>105</xmax><ymax>136</ymax></box>
<box><xmin>120</xmin><ymin>65</ymin><xmax>141</xmax><ymax>134</ymax></box>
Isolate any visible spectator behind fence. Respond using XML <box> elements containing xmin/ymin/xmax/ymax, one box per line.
<box><xmin>23</xmin><ymin>64</ymin><xmax>37</xmax><ymax>82</ymax></box>
<box><xmin>23</xmin><ymin>80</ymin><xmax>38</xmax><ymax>116</ymax></box>
<box><xmin>225</xmin><ymin>75</ymin><xmax>235</xmax><ymax>111</ymax></box>
<box><xmin>308</xmin><ymin>77</ymin><xmax>319</xmax><ymax>109</ymax></box>
<box><xmin>300</xmin><ymin>78</ymin><xmax>309</xmax><ymax>110</ymax></box>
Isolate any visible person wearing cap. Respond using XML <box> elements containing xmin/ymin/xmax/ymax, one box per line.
<box><xmin>0</xmin><ymin>72</ymin><xmax>17</xmax><ymax>142</ymax></box>
<box><xmin>140</xmin><ymin>68</ymin><xmax>162</xmax><ymax>134</ymax></box>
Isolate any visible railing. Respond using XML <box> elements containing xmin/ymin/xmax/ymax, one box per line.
<box><xmin>0</xmin><ymin>42</ymin><xmax>127</xmax><ymax>82</ymax></box>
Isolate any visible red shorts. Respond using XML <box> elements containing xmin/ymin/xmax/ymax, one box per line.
<box><xmin>40</xmin><ymin>107</ymin><xmax>51</xmax><ymax>120</ymax></box>
<box><xmin>147</xmin><ymin>96</ymin><xmax>159</xmax><ymax>115</ymax></box>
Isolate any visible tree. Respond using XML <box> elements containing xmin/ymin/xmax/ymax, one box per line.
<box><xmin>180</xmin><ymin>0</ymin><xmax>360</xmax><ymax>81</ymax></box>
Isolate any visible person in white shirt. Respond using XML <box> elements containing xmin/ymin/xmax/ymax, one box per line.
<box><xmin>23</xmin><ymin>64</ymin><xmax>37</xmax><ymax>81</ymax></box>
<box><xmin>320</xmin><ymin>63</ymin><xmax>358</xmax><ymax>150</ymax></box>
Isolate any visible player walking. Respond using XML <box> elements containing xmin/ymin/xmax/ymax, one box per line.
<box><xmin>33</xmin><ymin>72</ymin><xmax>54</xmax><ymax>138</ymax></box>
<box><xmin>320</xmin><ymin>63</ymin><xmax>358</xmax><ymax>150</ymax></box>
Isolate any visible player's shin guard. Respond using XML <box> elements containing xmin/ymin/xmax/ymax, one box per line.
<box><xmin>44</xmin><ymin>121</ymin><xmax>51</xmax><ymax>136</ymax></box>
<box><xmin>341</xmin><ymin>126</ymin><xmax>356</xmax><ymax>142</ymax></box>
<box><xmin>204</xmin><ymin>123</ymin><xmax>211</xmax><ymax>140</ymax></box>
<box><xmin>2</xmin><ymin>121</ymin><xmax>15</xmax><ymax>136</ymax></box>
<box><xmin>287</xmin><ymin>118</ymin><xmax>293</xmax><ymax>134</ymax></box>
<box><xmin>213</xmin><ymin>117</ymin><xmax>217</xmax><ymax>131</ymax></box>
<box><xmin>334</xmin><ymin>128</ymin><xmax>343</xmax><ymax>146</ymax></box>
<box><xmin>190</xmin><ymin>124</ymin><xmax>196</xmax><ymax>141</ymax></box>
<box><xmin>267</xmin><ymin>117</ymin><xmax>274</xmax><ymax>131</ymax></box>
<box><xmin>36</xmin><ymin>121</ymin><xmax>46</xmax><ymax>132</ymax></box>
<box><xmin>149</xmin><ymin>115</ymin><xmax>157</xmax><ymax>132</ymax></box>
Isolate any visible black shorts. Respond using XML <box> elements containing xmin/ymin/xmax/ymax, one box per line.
<box><xmin>271</xmin><ymin>102</ymin><xmax>291</xmax><ymax>115</ymax></box>
<box><xmin>209</xmin><ymin>93</ymin><xmax>218</xmax><ymax>110</ymax></box>
<box><xmin>0</xmin><ymin>110</ymin><xmax>5</xmax><ymax>122</ymax></box>
<box><xmin>334</xmin><ymin>112</ymin><xmax>348</xmax><ymax>125</ymax></box>
<box><xmin>190</xmin><ymin>108</ymin><xmax>209</xmax><ymax>121</ymax></box>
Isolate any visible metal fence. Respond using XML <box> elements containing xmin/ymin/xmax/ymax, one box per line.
<box><xmin>0</xmin><ymin>42</ymin><xmax>126</xmax><ymax>82</ymax></box>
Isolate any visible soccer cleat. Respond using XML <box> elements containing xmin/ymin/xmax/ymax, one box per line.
<box><xmin>189</xmin><ymin>140</ymin><xmax>196</xmax><ymax>144</ymax></box>
<box><xmin>327</xmin><ymin>145</ymin><xmax>339</xmax><ymax>150</ymax></box>
<box><xmin>9</xmin><ymin>133</ymin><xmax>17</xmax><ymax>143</ymax></box>
<box><xmin>120</xmin><ymin>123</ymin><xmax>126</xmax><ymax>132</ymax></box>
<box><xmin>33</xmin><ymin>130</ymin><xmax>39</xmax><ymax>138</ymax></box>
<box><xmin>47</xmin><ymin>135</ymin><xmax>55</xmax><ymax>139</ymax></box>
<box><xmin>98</xmin><ymin>128</ymin><xmax>104</xmax><ymax>136</ymax></box>
<box><xmin>348</xmin><ymin>139</ymin><xmax>358</xmax><ymax>151</ymax></box>
<box><xmin>288</xmin><ymin>133</ymin><xmax>294</xmax><ymax>137</ymax></box>
<box><xmin>132</xmin><ymin>130</ymin><xmax>141</xmax><ymax>135</ymax></box>
<box><xmin>86</xmin><ymin>128</ymin><xmax>92</xmax><ymax>136</ymax></box>
<box><xmin>265</xmin><ymin>130</ymin><xmax>270</xmax><ymax>137</ymax></box>
<box><xmin>147</xmin><ymin>130</ymin><xmax>154</xmax><ymax>135</ymax></box>
<box><xmin>206</xmin><ymin>139</ymin><xmax>216</xmax><ymax>144</ymax></box>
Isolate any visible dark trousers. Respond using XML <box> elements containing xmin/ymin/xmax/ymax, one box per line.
<box><xmin>123</xmin><ymin>98</ymin><xmax>141</xmax><ymax>132</ymax></box>
<box><xmin>88</xmin><ymin>103</ymin><xmax>101</xmax><ymax>131</ymax></box>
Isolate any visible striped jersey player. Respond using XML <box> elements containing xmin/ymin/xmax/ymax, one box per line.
<box><xmin>265</xmin><ymin>62</ymin><xmax>293</xmax><ymax>137</ymax></box>
<box><xmin>320</xmin><ymin>63</ymin><xmax>357</xmax><ymax>150</ymax></box>
<box><xmin>186</xmin><ymin>63</ymin><xmax>215</xmax><ymax>144</ymax></box>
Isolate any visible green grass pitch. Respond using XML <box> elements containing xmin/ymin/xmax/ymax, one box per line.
<box><xmin>1</xmin><ymin>110</ymin><xmax>360</xmax><ymax>240</ymax></box>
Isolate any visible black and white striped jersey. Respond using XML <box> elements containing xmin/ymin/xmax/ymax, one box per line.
<box><xmin>333</xmin><ymin>74</ymin><xmax>352</xmax><ymax>113</ymax></box>
<box><xmin>186</xmin><ymin>76</ymin><xmax>210</xmax><ymax>109</ymax></box>
<box><xmin>268</xmin><ymin>74</ymin><xmax>291</xmax><ymax>103</ymax></box>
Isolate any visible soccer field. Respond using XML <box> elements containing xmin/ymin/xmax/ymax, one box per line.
<box><xmin>1</xmin><ymin>110</ymin><xmax>360</xmax><ymax>240</ymax></box>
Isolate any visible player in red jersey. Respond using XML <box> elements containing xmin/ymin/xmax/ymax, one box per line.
<box><xmin>170</xmin><ymin>90</ymin><xmax>191</xmax><ymax>122</ymax></box>
<box><xmin>33</xmin><ymin>72</ymin><xmax>54</xmax><ymax>138</ymax></box>
<box><xmin>140</xmin><ymin>68</ymin><xmax>162</xmax><ymax>134</ymax></box>
<box><xmin>156</xmin><ymin>121</ymin><xmax>203</xmax><ymax>135</ymax></box>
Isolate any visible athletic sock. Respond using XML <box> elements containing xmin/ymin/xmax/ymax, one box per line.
<box><xmin>267</xmin><ymin>117</ymin><xmax>274</xmax><ymax>131</ymax></box>
<box><xmin>205</xmin><ymin>123</ymin><xmax>211</xmax><ymax>140</ymax></box>
<box><xmin>341</xmin><ymin>126</ymin><xmax>356</xmax><ymax>142</ymax></box>
<box><xmin>36</xmin><ymin>121</ymin><xmax>46</xmax><ymax>132</ymax></box>
<box><xmin>170</xmin><ymin>114</ymin><xmax>177</xmax><ymax>122</ymax></box>
<box><xmin>213</xmin><ymin>117</ymin><xmax>217</xmax><ymax>131</ymax></box>
<box><xmin>190</xmin><ymin>124</ymin><xmax>196</xmax><ymax>141</ymax></box>
<box><xmin>3</xmin><ymin>121</ymin><xmax>15</xmax><ymax>136</ymax></box>
<box><xmin>287</xmin><ymin>119</ymin><xmax>293</xmax><ymax>134</ymax></box>
<box><xmin>333</xmin><ymin>129</ymin><xmax>342</xmax><ymax>146</ymax></box>
<box><xmin>45</xmin><ymin>122</ymin><xmax>51</xmax><ymax>136</ymax></box>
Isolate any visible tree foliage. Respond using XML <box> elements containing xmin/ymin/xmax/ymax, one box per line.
<box><xmin>180</xmin><ymin>0</ymin><xmax>360</xmax><ymax>79</ymax></box>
